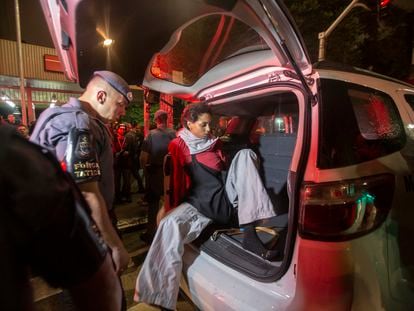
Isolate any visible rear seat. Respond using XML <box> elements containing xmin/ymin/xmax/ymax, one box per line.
<box><xmin>222</xmin><ymin>133</ymin><xmax>296</xmax><ymax>257</ymax></box>
<box><xmin>255</xmin><ymin>133</ymin><xmax>296</xmax><ymax>216</ymax></box>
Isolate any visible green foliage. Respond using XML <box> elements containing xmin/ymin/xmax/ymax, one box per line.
<box><xmin>119</xmin><ymin>89</ymin><xmax>159</xmax><ymax>125</ymax></box>
<box><xmin>284</xmin><ymin>0</ymin><xmax>412</xmax><ymax>80</ymax></box>
<box><xmin>365</xmin><ymin>7</ymin><xmax>412</xmax><ymax>79</ymax></box>
<box><xmin>121</xmin><ymin>102</ymin><xmax>144</xmax><ymax>125</ymax></box>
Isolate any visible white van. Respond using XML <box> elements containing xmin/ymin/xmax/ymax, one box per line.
<box><xmin>40</xmin><ymin>0</ymin><xmax>414</xmax><ymax>309</ymax></box>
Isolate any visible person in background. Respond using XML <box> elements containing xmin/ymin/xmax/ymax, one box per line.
<box><xmin>17</xmin><ymin>124</ymin><xmax>30</xmax><ymax>139</ymax></box>
<box><xmin>7</xmin><ymin>114</ymin><xmax>19</xmax><ymax>126</ymax></box>
<box><xmin>214</xmin><ymin>116</ymin><xmax>230</xmax><ymax>137</ymax></box>
<box><xmin>134</xmin><ymin>103</ymin><xmax>277</xmax><ymax>310</ymax></box>
<box><xmin>130</xmin><ymin>123</ymin><xmax>145</xmax><ymax>194</ymax></box>
<box><xmin>30</xmin><ymin>70</ymin><xmax>130</xmax><ymax>275</ymax></box>
<box><xmin>114</xmin><ymin>123</ymin><xmax>134</xmax><ymax>203</ymax></box>
<box><xmin>139</xmin><ymin>110</ymin><xmax>176</xmax><ymax>244</ymax></box>
<box><xmin>0</xmin><ymin>125</ymin><xmax>122</xmax><ymax>311</ymax></box>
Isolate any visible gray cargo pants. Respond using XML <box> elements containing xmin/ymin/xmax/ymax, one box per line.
<box><xmin>134</xmin><ymin>149</ymin><xmax>276</xmax><ymax>310</ymax></box>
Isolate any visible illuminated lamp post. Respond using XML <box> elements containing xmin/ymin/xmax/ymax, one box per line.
<box><xmin>14</xmin><ymin>0</ymin><xmax>27</xmax><ymax>125</ymax></box>
<box><xmin>102</xmin><ymin>37</ymin><xmax>114</xmax><ymax>69</ymax></box>
<box><xmin>318</xmin><ymin>0</ymin><xmax>371</xmax><ymax>61</ymax></box>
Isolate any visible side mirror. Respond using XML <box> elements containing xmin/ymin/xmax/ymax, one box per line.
<box><xmin>144</xmin><ymin>89</ymin><xmax>160</xmax><ymax>105</ymax></box>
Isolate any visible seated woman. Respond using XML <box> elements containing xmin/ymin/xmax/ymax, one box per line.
<box><xmin>134</xmin><ymin>103</ymin><xmax>277</xmax><ymax>311</ymax></box>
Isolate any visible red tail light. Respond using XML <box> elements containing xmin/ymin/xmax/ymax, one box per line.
<box><xmin>60</xmin><ymin>160</ymin><xmax>67</xmax><ymax>172</ymax></box>
<box><xmin>299</xmin><ymin>174</ymin><xmax>395</xmax><ymax>241</ymax></box>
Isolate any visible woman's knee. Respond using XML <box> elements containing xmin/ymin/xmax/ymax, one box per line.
<box><xmin>232</xmin><ymin>149</ymin><xmax>259</xmax><ymax>168</ymax></box>
<box><xmin>236</xmin><ymin>148</ymin><xmax>256</xmax><ymax>159</ymax></box>
<box><xmin>158</xmin><ymin>203</ymin><xmax>193</xmax><ymax>228</ymax></box>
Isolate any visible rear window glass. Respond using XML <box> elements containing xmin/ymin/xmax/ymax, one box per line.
<box><xmin>350</xmin><ymin>89</ymin><xmax>402</xmax><ymax>140</ymax></box>
<box><xmin>150</xmin><ymin>14</ymin><xmax>269</xmax><ymax>86</ymax></box>
<box><xmin>211</xmin><ymin>100</ymin><xmax>299</xmax><ymax>161</ymax></box>
<box><xmin>253</xmin><ymin>114</ymin><xmax>298</xmax><ymax>136</ymax></box>
<box><xmin>211</xmin><ymin>99</ymin><xmax>298</xmax><ymax>136</ymax></box>
<box><xmin>318</xmin><ymin>79</ymin><xmax>405</xmax><ymax>169</ymax></box>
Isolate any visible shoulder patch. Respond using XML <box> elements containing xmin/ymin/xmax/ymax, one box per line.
<box><xmin>76</xmin><ymin>133</ymin><xmax>92</xmax><ymax>159</ymax></box>
<box><xmin>65</xmin><ymin>128</ymin><xmax>101</xmax><ymax>183</ymax></box>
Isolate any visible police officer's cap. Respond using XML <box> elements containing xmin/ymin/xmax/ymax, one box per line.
<box><xmin>93</xmin><ymin>70</ymin><xmax>133</xmax><ymax>103</ymax></box>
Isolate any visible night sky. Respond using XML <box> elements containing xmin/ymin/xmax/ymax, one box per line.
<box><xmin>0</xmin><ymin>0</ymin><xmax>53</xmax><ymax>47</ymax></box>
<box><xmin>0</xmin><ymin>0</ymin><xmax>413</xmax><ymax>49</ymax></box>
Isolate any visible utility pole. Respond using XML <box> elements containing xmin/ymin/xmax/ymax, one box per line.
<box><xmin>318</xmin><ymin>0</ymin><xmax>370</xmax><ymax>62</ymax></box>
<box><xmin>14</xmin><ymin>0</ymin><xmax>27</xmax><ymax>125</ymax></box>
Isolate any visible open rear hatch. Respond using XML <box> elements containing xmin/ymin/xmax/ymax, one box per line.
<box><xmin>39</xmin><ymin>0</ymin><xmax>312</xmax><ymax>100</ymax></box>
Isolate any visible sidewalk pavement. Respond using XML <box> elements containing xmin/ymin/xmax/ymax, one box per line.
<box><xmin>115</xmin><ymin>193</ymin><xmax>148</xmax><ymax>232</ymax></box>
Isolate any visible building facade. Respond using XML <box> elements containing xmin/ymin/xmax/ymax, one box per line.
<box><xmin>0</xmin><ymin>39</ymin><xmax>144</xmax><ymax>126</ymax></box>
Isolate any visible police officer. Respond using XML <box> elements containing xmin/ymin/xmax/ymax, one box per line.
<box><xmin>140</xmin><ymin>110</ymin><xmax>176</xmax><ymax>243</ymax></box>
<box><xmin>0</xmin><ymin>125</ymin><xmax>122</xmax><ymax>310</ymax></box>
<box><xmin>30</xmin><ymin>71</ymin><xmax>130</xmax><ymax>275</ymax></box>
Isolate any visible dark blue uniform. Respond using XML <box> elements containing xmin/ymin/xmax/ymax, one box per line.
<box><xmin>0</xmin><ymin>125</ymin><xmax>107</xmax><ymax>310</ymax></box>
<box><xmin>30</xmin><ymin>98</ymin><xmax>115</xmax><ymax>211</ymax></box>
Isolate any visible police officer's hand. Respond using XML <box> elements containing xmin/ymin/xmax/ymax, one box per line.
<box><xmin>112</xmin><ymin>245</ymin><xmax>130</xmax><ymax>276</ymax></box>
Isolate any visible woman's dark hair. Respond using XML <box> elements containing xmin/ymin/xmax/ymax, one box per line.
<box><xmin>181</xmin><ymin>103</ymin><xmax>211</xmax><ymax>129</ymax></box>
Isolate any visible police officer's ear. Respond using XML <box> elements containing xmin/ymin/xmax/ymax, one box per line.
<box><xmin>97</xmin><ymin>90</ymin><xmax>107</xmax><ymax>104</ymax></box>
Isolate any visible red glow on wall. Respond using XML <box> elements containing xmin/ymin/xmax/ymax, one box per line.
<box><xmin>44</xmin><ymin>54</ymin><xmax>63</xmax><ymax>73</ymax></box>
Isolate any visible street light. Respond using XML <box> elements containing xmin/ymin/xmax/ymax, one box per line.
<box><xmin>1</xmin><ymin>94</ymin><xmax>16</xmax><ymax>108</ymax></box>
<box><xmin>318</xmin><ymin>0</ymin><xmax>371</xmax><ymax>61</ymax></box>
<box><xmin>49</xmin><ymin>94</ymin><xmax>57</xmax><ymax>108</ymax></box>
<box><xmin>103</xmin><ymin>38</ymin><xmax>114</xmax><ymax>47</ymax></box>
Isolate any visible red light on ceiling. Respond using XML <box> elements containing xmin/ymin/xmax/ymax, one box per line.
<box><xmin>150</xmin><ymin>53</ymin><xmax>171</xmax><ymax>80</ymax></box>
<box><xmin>380</xmin><ymin>0</ymin><xmax>391</xmax><ymax>8</ymax></box>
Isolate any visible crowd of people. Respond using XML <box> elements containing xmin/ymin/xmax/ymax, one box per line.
<box><xmin>0</xmin><ymin>113</ymin><xmax>34</xmax><ymax>139</ymax></box>
<box><xmin>1</xmin><ymin>70</ymin><xmax>275</xmax><ymax>311</ymax></box>
<box><xmin>111</xmin><ymin>121</ymin><xmax>145</xmax><ymax>204</ymax></box>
